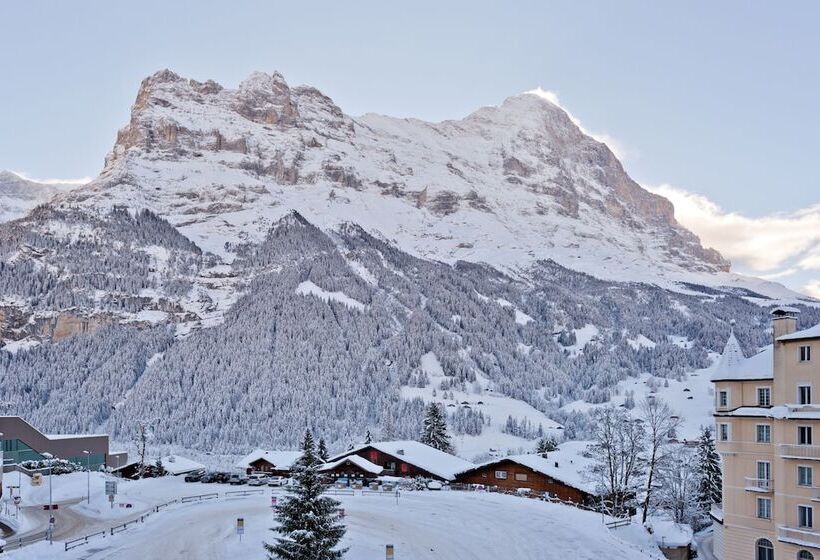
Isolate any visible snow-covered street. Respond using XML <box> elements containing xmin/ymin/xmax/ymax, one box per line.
<box><xmin>3</xmin><ymin>473</ymin><xmax>664</xmax><ymax>559</ymax></box>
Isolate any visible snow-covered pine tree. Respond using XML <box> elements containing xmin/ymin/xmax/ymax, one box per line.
<box><xmin>317</xmin><ymin>438</ymin><xmax>329</xmax><ymax>462</ymax></box>
<box><xmin>696</xmin><ymin>425</ymin><xmax>722</xmax><ymax>509</ymax></box>
<box><xmin>419</xmin><ymin>402</ymin><xmax>452</xmax><ymax>453</ymax></box>
<box><xmin>364</xmin><ymin>430</ymin><xmax>372</xmax><ymax>444</ymax></box>
<box><xmin>536</xmin><ymin>436</ymin><xmax>558</xmax><ymax>455</ymax></box>
<box><xmin>266</xmin><ymin>430</ymin><xmax>347</xmax><ymax>560</ymax></box>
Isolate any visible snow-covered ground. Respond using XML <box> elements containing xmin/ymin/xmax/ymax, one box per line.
<box><xmin>5</xmin><ymin>474</ymin><xmax>665</xmax><ymax>560</ymax></box>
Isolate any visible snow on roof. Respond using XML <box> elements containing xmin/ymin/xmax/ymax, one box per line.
<box><xmin>329</xmin><ymin>441</ymin><xmax>474</xmax><ymax>480</ymax></box>
<box><xmin>771</xmin><ymin>306</ymin><xmax>800</xmax><ymax>315</ymax></box>
<box><xmin>458</xmin><ymin>441</ymin><xmax>598</xmax><ymax>495</ymax></box>
<box><xmin>43</xmin><ymin>433</ymin><xmax>108</xmax><ymax>440</ymax></box>
<box><xmin>778</xmin><ymin>323</ymin><xmax>820</xmax><ymax>342</ymax></box>
<box><xmin>710</xmin><ymin>333</ymin><xmax>773</xmax><ymax>381</ymax></box>
<box><xmin>319</xmin><ymin>454</ymin><xmax>383</xmax><ymax>475</ymax></box>
<box><xmin>235</xmin><ymin>449</ymin><xmax>302</xmax><ymax>470</ymax></box>
<box><xmin>717</xmin><ymin>404</ymin><xmax>820</xmax><ymax>420</ymax></box>
<box><xmin>160</xmin><ymin>455</ymin><xmax>205</xmax><ymax>475</ymax></box>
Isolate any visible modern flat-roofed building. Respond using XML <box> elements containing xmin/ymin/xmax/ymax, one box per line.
<box><xmin>0</xmin><ymin>416</ymin><xmax>126</xmax><ymax>473</ymax></box>
<box><xmin>713</xmin><ymin>307</ymin><xmax>820</xmax><ymax>560</ymax></box>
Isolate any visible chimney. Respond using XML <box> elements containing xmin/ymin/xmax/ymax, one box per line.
<box><xmin>771</xmin><ymin>307</ymin><xmax>799</xmax><ymax>342</ymax></box>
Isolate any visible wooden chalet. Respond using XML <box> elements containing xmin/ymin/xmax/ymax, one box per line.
<box><xmin>327</xmin><ymin>440</ymin><xmax>473</xmax><ymax>481</ymax></box>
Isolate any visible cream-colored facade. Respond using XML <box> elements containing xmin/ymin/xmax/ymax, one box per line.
<box><xmin>713</xmin><ymin>308</ymin><xmax>820</xmax><ymax>560</ymax></box>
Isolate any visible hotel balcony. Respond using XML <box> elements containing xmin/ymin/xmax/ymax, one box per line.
<box><xmin>780</xmin><ymin>444</ymin><xmax>820</xmax><ymax>460</ymax></box>
<box><xmin>778</xmin><ymin>526</ymin><xmax>820</xmax><ymax>549</ymax></box>
<box><xmin>745</xmin><ymin>477</ymin><xmax>773</xmax><ymax>492</ymax></box>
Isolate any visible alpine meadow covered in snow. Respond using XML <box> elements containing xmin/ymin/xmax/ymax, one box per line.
<box><xmin>2</xmin><ymin>3</ymin><xmax>819</xmax><ymax>559</ymax></box>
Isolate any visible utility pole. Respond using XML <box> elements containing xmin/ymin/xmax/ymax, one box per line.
<box><xmin>43</xmin><ymin>452</ymin><xmax>54</xmax><ymax>544</ymax></box>
<box><xmin>83</xmin><ymin>450</ymin><xmax>90</xmax><ymax>504</ymax></box>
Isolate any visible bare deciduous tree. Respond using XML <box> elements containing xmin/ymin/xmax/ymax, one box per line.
<box><xmin>640</xmin><ymin>396</ymin><xmax>683</xmax><ymax>522</ymax></box>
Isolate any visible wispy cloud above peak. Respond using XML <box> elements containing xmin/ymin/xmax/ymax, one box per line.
<box><xmin>11</xmin><ymin>170</ymin><xmax>92</xmax><ymax>186</ymax></box>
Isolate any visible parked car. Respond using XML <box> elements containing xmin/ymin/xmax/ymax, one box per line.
<box><xmin>199</xmin><ymin>472</ymin><xmax>217</xmax><ymax>483</ymax></box>
<box><xmin>184</xmin><ymin>470</ymin><xmax>205</xmax><ymax>482</ymax></box>
<box><xmin>426</xmin><ymin>480</ymin><xmax>443</xmax><ymax>491</ymax></box>
<box><xmin>248</xmin><ymin>474</ymin><xmax>268</xmax><ymax>486</ymax></box>
<box><xmin>228</xmin><ymin>474</ymin><xmax>248</xmax><ymax>485</ymax></box>
<box><xmin>213</xmin><ymin>472</ymin><xmax>231</xmax><ymax>483</ymax></box>
<box><xmin>267</xmin><ymin>476</ymin><xmax>286</xmax><ymax>487</ymax></box>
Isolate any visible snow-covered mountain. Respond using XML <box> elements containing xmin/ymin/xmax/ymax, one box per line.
<box><xmin>1</xmin><ymin>70</ymin><xmax>817</xmax><ymax>454</ymax></box>
<box><xmin>0</xmin><ymin>170</ymin><xmax>81</xmax><ymax>223</ymax></box>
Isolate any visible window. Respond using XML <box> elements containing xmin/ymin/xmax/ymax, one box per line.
<box><xmin>799</xmin><ymin>466</ymin><xmax>814</xmax><ymax>487</ymax></box>
<box><xmin>718</xmin><ymin>390</ymin><xmax>729</xmax><ymax>408</ymax></box>
<box><xmin>514</xmin><ymin>473</ymin><xmax>528</xmax><ymax>481</ymax></box>
<box><xmin>798</xmin><ymin>550</ymin><xmax>814</xmax><ymax>560</ymax></box>
<box><xmin>799</xmin><ymin>426</ymin><xmax>813</xmax><ymax>445</ymax></box>
<box><xmin>801</xmin><ymin>346</ymin><xmax>812</xmax><ymax>363</ymax></box>
<box><xmin>756</xmin><ymin>538</ymin><xmax>774</xmax><ymax>560</ymax></box>
<box><xmin>799</xmin><ymin>385</ymin><xmax>813</xmax><ymax>405</ymax></box>
<box><xmin>758</xmin><ymin>387</ymin><xmax>771</xmax><ymax>407</ymax></box>
<box><xmin>756</xmin><ymin>425</ymin><xmax>771</xmax><ymax>443</ymax></box>
<box><xmin>799</xmin><ymin>505</ymin><xmax>814</xmax><ymax>528</ymax></box>
<box><xmin>757</xmin><ymin>498</ymin><xmax>772</xmax><ymax>519</ymax></box>
<box><xmin>757</xmin><ymin>461</ymin><xmax>771</xmax><ymax>483</ymax></box>
<box><xmin>495</xmin><ymin>470</ymin><xmax>507</xmax><ymax>480</ymax></box>
<box><xmin>719</xmin><ymin>423</ymin><xmax>730</xmax><ymax>442</ymax></box>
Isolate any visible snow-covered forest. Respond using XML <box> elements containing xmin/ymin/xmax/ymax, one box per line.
<box><xmin>2</xmin><ymin>209</ymin><xmax>818</xmax><ymax>453</ymax></box>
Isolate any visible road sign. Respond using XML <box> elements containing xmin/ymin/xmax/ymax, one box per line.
<box><xmin>105</xmin><ymin>481</ymin><xmax>118</xmax><ymax>496</ymax></box>
<box><xmin>271</xmin><ymin>496</ymin><xmax>278</xmax><ymax>507</ymax></box>
<box><xmin>386</xmin><ymin>544</ymin><xmax>394</xmax><ymax>559</ymax></box>
<box><xmin>236</xmin><ymin>517</ymin><xmax>244</xmax><ymax>541</ymax></box>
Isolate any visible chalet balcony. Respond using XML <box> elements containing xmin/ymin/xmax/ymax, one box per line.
<box><xmin>780</xmin><ymin>444</ymin><xmax>820</xmax><ymax>460</ymax></box>
<box><xmin>745</xmin><ymin>477</ymin><xmax>773</xmax><ymax>492</ymax></box>
<box><xmin>778</xmin><ymin>526</ymin><xmax>820</xmax><ymax>549</ymax></box>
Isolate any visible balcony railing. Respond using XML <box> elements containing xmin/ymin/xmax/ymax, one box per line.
<box><xmin>745</xmin><ymin>477</ymin><xmax>773</xmax><ymax>492</ymax></box>
<box><xmin>780</xmin><ymin>445</ymin><xmax>820</xmax><ymax>460</ymax></box>
<box><xmin>778</xmin><ymin>526</ymin><xmax>820</xmax><ymax>548</ymax></box>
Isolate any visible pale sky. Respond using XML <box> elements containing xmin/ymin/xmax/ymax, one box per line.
<box><xmin>1</xmin><ymin>1</ymin><xmax>818</xmax><ymax>296</ymax></box>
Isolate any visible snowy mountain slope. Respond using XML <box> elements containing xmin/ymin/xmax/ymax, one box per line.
<box><xmin>52</xmin><ymin>69</ymin><xmax>803</xmax><ymax>298</ymax></box>
<box><xmin>0</xmin><ymin>170</ymin><xmax>81</xmax><ymax>223</ymax></box>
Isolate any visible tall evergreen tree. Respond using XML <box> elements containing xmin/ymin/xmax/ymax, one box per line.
<box><xmin>364</xmin><ymin>430</ymin><xmax>372</xmax><ymax>444</ymax></box>
<box><xmin>266</xmin><ymin>430</ymin><xmax>347</xmax><ymax>560</ymax></box>
<box><xmin>419</xmin><ymin>402</ymin><xmax>452</xmax><ymax>453</ymax></box>
<box><xmin>317</xmin><ymin>437</ymin><xmax>329</xmax><ymax>462</ymax></box>
<box><xmin>696</xmin><ymin>425</ymin><xmax>722</xmax><ymax>509</ymax></box>
<box><xmin>536</xmin><ymin>436</ymin><xmax>558</xmax><ymax>456</ymax></box>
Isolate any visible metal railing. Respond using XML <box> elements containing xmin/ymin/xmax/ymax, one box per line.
<box><xmin>745</xmin><ymin>477</ymin><xmax>773</xmax><ymax>492</ymax></box>
<box><xmin>778</xmin><ymin>525</ymin><xmax>820</xmax><ymax>548</ymax></box>
<box><xmin>2</xmin><ymin>530</ymin><xmax>49</xmax><ymax>551</ymax></box>
<box><xmin>224</xmin><ymin>489</ymin><xmax>265</xmax><ymax>497</ymax></box>
<box><xmin>180</xmin><ymin>492</ymin><xmax>219</xmax><ymax>503</ymax></box>
<box><xmin>64</xmin><ymin>530</ymin><xmax>107</xmax><ymax>551</ymax></box>
<box><xmin>780</xmin><ymin>444</ymin><xmax>820</xmax><ymax>460</ymax></box>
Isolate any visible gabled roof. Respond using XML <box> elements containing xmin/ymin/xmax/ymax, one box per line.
<box><xmin>710</xmin><ymin>333</ymin><xmax>773</xmax><ymax>381</ymax></box>
<box><xmin>778</xmin><ymin>323</ymin><xmax>820</xmax><ymax>342</ymax></box>
<box><xmin>456</xmin><ymin>441</ymin><xmax>598</xmax><ymax>495</ymax></box>
<box><xmin>328</xmin><ymin>440</ymin><xmax>473</xmax><ymax>480</ymax></box>
<box><xmin>319</xmin><ymin>454</ymin><xmax>383</xmax><ymax>475</ymax></box>
<box><xmin>235</xmin><ymin>449</ymin><xmax>303</xmax><ymax>470</ymax></box>
<box><xmin>160</xmin><ymin>455</ymin><xmax>205</xmax><ymax>475</ymax></box>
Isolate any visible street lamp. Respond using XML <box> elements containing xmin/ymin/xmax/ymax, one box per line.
<box><xmin>83</xmin><ymin>450</ymin><xmax>90</xmax><ymax>504</ymax></box>
<box><xmin>42</xmin><ymin>452</ymin><xmax>53</xmax><ymax>544</ymax></box>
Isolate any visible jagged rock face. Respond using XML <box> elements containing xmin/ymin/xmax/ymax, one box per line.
<box><xmin>65</xmin><ymin>69</ymin><xmax>727</xmax><ymax>292</ymax></box>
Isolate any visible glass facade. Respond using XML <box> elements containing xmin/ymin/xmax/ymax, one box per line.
<box><xmin>1</xmin><ymin>438</ymin><xmax>106</xmax><ymax>470</ymax></box>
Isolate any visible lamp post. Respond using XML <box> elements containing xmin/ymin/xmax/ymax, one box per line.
<box><xmin>42</xmin><ymin>452</ymin><xmax>53</xmax><ymax>544</ymax></box>
<box><xmin>83</xmin><ymin>450</ymin><xmax>90</xmax><ymax>504</ymax></box>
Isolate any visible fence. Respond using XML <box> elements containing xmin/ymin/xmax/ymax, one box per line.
<box><xmin>605</xmin><ymin>518</ymin><xmax>632</xmax><ymax>529</ymax></box>
<box><xmin>110</xmin><ymin>515</ymin><xmax>149</xmax><ymax>536</ymax></box>
<box><xmin>154</xmin><ymin>498</ymin><xmax>179</xmax><ymax>512</ymax></box>
<box><xmin>362</xmin><ymin>490</ymin><xmax>400</xmax><ymax>498</ymax></box>
<box><xmin>324</xmin><ymin>489</ymin><xmax>355</xmax><ymax>496</ymax></box>
<box><xmin>64</xmin><ymin>530</ymin><xmax>106</xmax><ymax>551</ymax></box>
<box><xmin>2</xmin><ymin>530</ymin><xmax>49</xmax><ymax>551</ymax></box>
<box><xmin>180</xmin><ymin>492</ymin><xmax>219</xmax><ymax>504</ymax></box>
<box><xmin>224</xmin><ymin>489</ymin><xmax>265</xmax><ymax>498</ymax></box>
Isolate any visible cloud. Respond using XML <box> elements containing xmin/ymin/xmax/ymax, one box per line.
<box><xmin>525</xmin><ymin>88</ymin><xmax>637</xmax><ymax>162</ymax></box>
<box><xmin>648</xmin><ymin>184</ymin><xmax>820</xmax><ymax>272</ymax></box>
<box><xmin>11</xmin><ymin>170</ymin><xmax>92</xmax><ymax>186</ymax></box>
<box><xmin>804</xmin><ymin>280</ymin><xmax>820</xmax><ymax>299</ymax></box>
